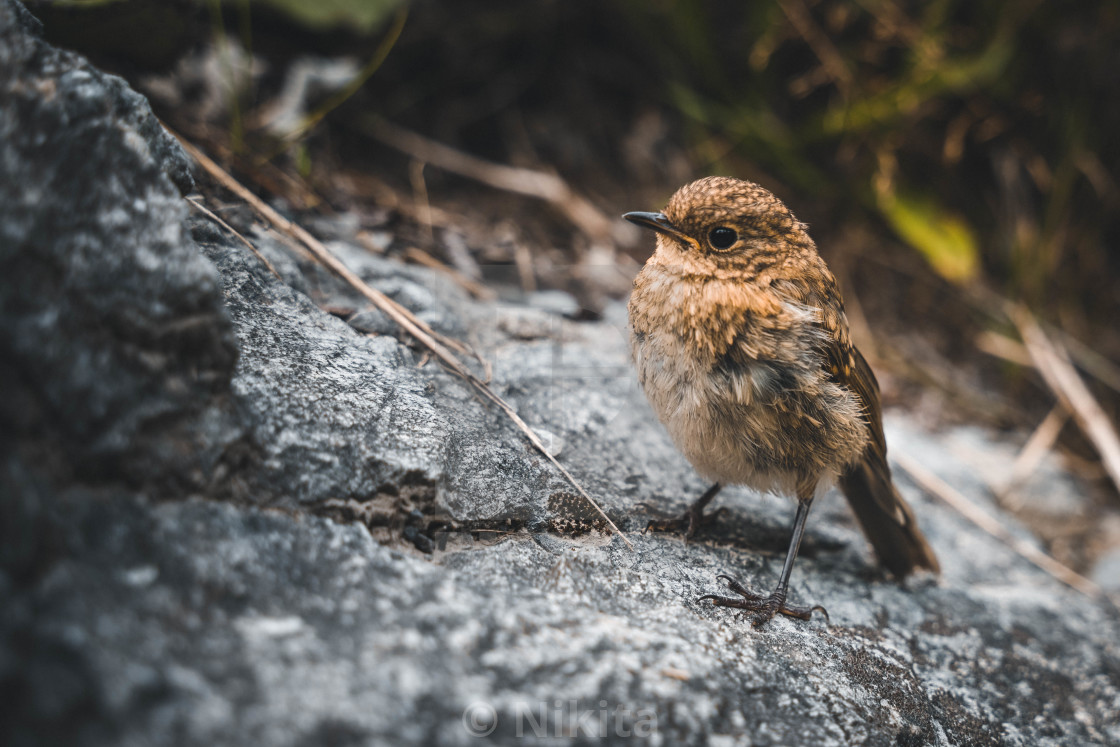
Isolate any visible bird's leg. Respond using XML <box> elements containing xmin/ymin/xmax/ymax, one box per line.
<box><xmin>699</xmin><ymin>497</ymin><xmax>828</xmax><ymax>626</ymax></box>
<box><xmin>644</xmin><ymin>482</ymin><xmax>724</xmax><ymax>539</ymax></box>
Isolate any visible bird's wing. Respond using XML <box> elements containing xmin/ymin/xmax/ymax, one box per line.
<box><xmin>821</xmin><ymin>319</ymin><xmax>887</xmax><ymax>460</ymax></box>
<box><xmin>776</xmin><ymin>267</ymin><xmax>887</xmax><ymax>457</ymax></box>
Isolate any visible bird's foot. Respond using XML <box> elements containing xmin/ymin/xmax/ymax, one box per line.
<box><xmin>699</xmin><ymin>574</ymin><xmax>828</xmax><ymax>626</ymax></box>
<box><xmin>641</xmin><ymin>504</ymin><xmax>726</xmax><ymax>540</ymax></box>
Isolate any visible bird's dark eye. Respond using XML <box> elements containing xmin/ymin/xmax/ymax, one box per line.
<box><xmin>708</xmin><ymin>227</ymin><xmax>738</xmax><ymax>250</ymax></box>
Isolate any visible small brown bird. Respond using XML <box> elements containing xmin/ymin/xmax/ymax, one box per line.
<box><xmin>625</xmin><ymin>176</ymin><xmax>939</xmax><ymax>625</ymax></box>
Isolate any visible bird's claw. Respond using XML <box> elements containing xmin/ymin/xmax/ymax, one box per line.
<box><xmin>699</xmin><ymin>574</ymin><xmax>828</xmax><ymax>626</ymax></box>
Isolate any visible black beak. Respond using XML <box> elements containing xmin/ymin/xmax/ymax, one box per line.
<box><xmin>623</xmin><ymin>211</ymin><xmax>694</xmax><ymax>246</ymax></box>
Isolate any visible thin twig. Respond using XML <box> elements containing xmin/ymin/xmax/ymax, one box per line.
<box><xmin>337</xmin><ymin>170</ymin><xmax>466</xmax><ymax>230</ymax></box>
<box><xmin>177</xmin><ymin>119</ymin><xmax>324</xmax><ymax>209</ymax></box>
<box><xmin>1013</xmin><ymin>305</ymin><xmax>1120</xmax><ymax>499</ymax></box>
<box><xmin>186</xmin><ymin>196</ymin><xmax>283</xmax><ymax>281</ymax></box>
<box><xmin>263</xmin><ymin>225</ymin><xmax>318</xmax><ymax>264</ymax></box>
<box><xmin>998</xmin><ymin>404</ymin><xmax>1068</xmax><ymax>510</ymax></box>
<box><xmin>408</xmin><ymin>159</ymin><xmax>435</xmax><ymax>244</ymax></box>
<box><xmin>363</xmin><ymin>117</ymin><xmax>623</xmax><ymax>243</ymax></box>
<box><xmin>1053</xmin><ymin>328</ymin><xmax>1120</xmax><ymax>396</ymax></box>
<box><xmin>974</xmin><ymin>330</ymin><xmax>1035</xmax><ymax>368</ymax></box>
<box><xmin>895</xmin><ymin>452</ymin><xmax>1100</xmax><ymax>597</ymax></box>
<box><xmin>778</xmin><ymin>0</ymin><xmax>853</xmax><ymax>97</ymax></box>
<box><xmin>404</xmin><ymin>246</ymin><xmax>496</xmax><ymax>301</ymax></box>
<box><xmin>513</xmin><ymin>240</ymin><xmax>537</xmax><ymax>294</ymax></box>
<box><xmin>173</xmin><ymin>129</ymin><xmax>631</xmax><ymax>549</ymax></box>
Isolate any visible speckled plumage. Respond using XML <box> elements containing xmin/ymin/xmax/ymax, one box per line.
<box><xmin>626</xmin><ymin>176</ymin><xmax>938</xmax><ymax>624</ymax></box>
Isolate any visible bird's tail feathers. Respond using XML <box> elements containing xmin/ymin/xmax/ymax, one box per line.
<box><xmin>839</xmin><ymin>454</ymin><xmax>940</xmax><ymax>578</ymax></box>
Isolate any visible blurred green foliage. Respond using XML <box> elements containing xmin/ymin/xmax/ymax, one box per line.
<box><xmin>878</xmin><ymin>189</ymin><xmax>978</xmax><ymax>283</ymax></box>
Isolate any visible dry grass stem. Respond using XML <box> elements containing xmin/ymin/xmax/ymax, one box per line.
<box><xmin>1013</xmin><ymin>305</ymin><xmax>1120</xmax><ymax>500</ymax></box>
<box><xmin>974</xmin><ymin>330</ymin><xmax>1035</xmax><ymax>368</ymax></box>
<box><xmin>514</xmin><ymin>241</ymin><xmax>537</xmax><ymax>294</ymax></box>
<box><xmin>403</xmin><ymin>246</ymin><xmax>496</xmax><ymax>301</ymax></box>
<box><xmin>186</xmin><ymin>197</ymin><xmax>283</xmax><ymax>281</ymax></box>
<box><xmin>1055</xmin><ymin>329</ymin><xmax>1120</xmax><ymax>395</ymax></box>
<box><xmin>998</xmin><ymin>404</ymin><xmax>1069</xmax><ymax>510</ymax></box>
<box><xmin>364</xmin><ymin>118</ymin><xmax>620</xmax><ymax>243</ymax></box>
<box><xmin>337</xmin><ymin>170</ymin><xmax>465</xmax><ymax>230</ymax></box>
<box><xmin>408</xmin><ymin>158</ymin><xmax>435</xmax><ymax>243</ymax></box>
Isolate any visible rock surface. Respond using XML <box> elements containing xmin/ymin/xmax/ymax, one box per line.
<box><xmin>0</xmin><ymin>0</ymin><xmax>234</xmax><ymax>497</ymax></box>
<box><xmin>3</xmin><ymin>3</ymin><xmax>1119</xmax><ymax>746</ymax></box>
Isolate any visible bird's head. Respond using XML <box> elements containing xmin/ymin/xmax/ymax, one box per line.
<box><xmin>624</xmin><ymin>176</ymin><xmax>815</xmax><ymax>278</ymax></box>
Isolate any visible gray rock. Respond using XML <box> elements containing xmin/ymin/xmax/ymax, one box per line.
<box><xmin>0</xmin><ymin>0</ymin><xmax>236</xmax><ymax>493</ymax></box>
<box><xmin>2</xmin><ymin>4</ymin><xmax>1119</xmax><ymax>747</ymax></box>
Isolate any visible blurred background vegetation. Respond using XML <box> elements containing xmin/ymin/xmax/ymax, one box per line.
<box><xmin>27</xmin><ymin>0</ymin><xmax>1120</xmax><ymax>566</ymax></box>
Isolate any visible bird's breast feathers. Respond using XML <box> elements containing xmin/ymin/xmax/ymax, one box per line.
<box><xmin>629</xmin><ymin>262</ymin><xmax>867</xmax><ymax>489</ymax></box>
